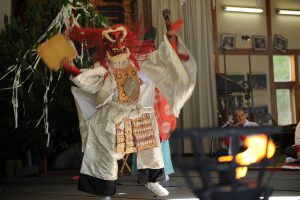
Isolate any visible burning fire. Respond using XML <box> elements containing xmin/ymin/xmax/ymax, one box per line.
<box><xmin>218</xmin><ymin>134</ymin><xmax>276</xmax><ymax>179</ymax></box>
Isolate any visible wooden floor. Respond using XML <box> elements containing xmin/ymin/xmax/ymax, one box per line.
<box><xmin>0</xmin><ymin>165</ymin><xmax>299</xmax><ymax>200</ymax></box>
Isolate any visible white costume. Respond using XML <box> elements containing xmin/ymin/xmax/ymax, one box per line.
<box><xmin>70</xmin><ymin>35</ymin><xmax>197</xmax><ymax>196</ymax></box>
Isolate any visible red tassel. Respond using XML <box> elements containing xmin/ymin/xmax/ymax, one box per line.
<box><xmin>66</xmin><ymin>65</ymin><xmax>81</xmax><ymax>76</ymax></box>
<box><xmin>178</xmin><ymin>53</ymin><xmax>189</xmax><ymax>61</ymax></box>
<box><xmin>170</xmin><ymin>19</ymin><xmax>184</xmax><ymax>32</ymax></box>
<box><xmin>104</xmin><ymin>72</ymin><xmax>109</xmax><ymax>80</ymax></box>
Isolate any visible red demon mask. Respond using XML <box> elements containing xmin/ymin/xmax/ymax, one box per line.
<box><xmin>102</xmin><ymin>25</ymin><xmax>130</xmax><ymax>62</ymax></box>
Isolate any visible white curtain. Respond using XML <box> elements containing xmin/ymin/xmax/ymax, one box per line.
<box><xmin>151</xmin><ymin>0</ymin><xmax>218</xmax><ymax>152</ymax></box>
<box><xmin>151</xmin><ymin>0</ymin><xmax>184</xmax><ymax>48</ymax></box>
<box><xmin>0</xmin><ymin>0</ymin><xmax>12</xmax><ymax>30</ymax></box>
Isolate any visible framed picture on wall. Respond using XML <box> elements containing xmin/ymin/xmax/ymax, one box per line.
<box><xmin>220</xmin><ymin>34</ymin><xmax>236</xmax><ymax>50</ymax></box>
<box><xmin>251</xmin><ymin>105</ymin><xmax>270</xmax><ymax>124</ymax></box>
<box><xmin>252</xmin><ymin>35</ymin><xmax>267</xmax><ymax>51</ymax></box>
<box><xmin>274</xmin><ymin>34</ymin><xmax>288</xmax><ymax>53</ymax></box>
<box><xmin>247</xmin><ymin>73</ymin><xmax>267</xmax><ymax>90</ymax></box>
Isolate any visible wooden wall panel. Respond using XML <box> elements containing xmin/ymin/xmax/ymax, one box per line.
<box><xmin>90</xmin><ymin>0</ymin><xmax>138</xmax><ymax>29</ymax></box>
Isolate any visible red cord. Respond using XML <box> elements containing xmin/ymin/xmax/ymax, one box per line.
<box><xmin>66</xmin><ymin>65</ymin><xmax>81</xmax><ymax>76</ymax></box>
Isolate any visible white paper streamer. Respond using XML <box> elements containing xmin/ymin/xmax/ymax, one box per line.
<box><xmin>12</xmin><ymin>67</ymin><xmax>21</xmax><ymax>128</ymax></box>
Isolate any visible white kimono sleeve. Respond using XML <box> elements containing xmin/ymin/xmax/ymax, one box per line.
<box><xmin>70</xmin><ymin>64</ymin><xmax>108</xmax><ymax>94</ymax></box>
<box><xmin>69</xmin><ymin>64</ymin><xmax>113</xmax><ymax>151</ymax></box>
<box><xmin>140</xmin><ymin>35</ymin><xmax>197</xmax><ymax>117</ymax></box>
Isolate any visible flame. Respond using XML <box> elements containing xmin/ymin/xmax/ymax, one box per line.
<box><xmin>218</xmin><ymin>134</ymin><xmax>276</xmax><ymax>179</ymax></box>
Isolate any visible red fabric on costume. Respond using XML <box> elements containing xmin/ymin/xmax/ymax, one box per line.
<box><xmin>154</xmin><ymin>89</ymin><xmax>177</xmax><ymax>142</ymax></box>
<box><xmin>68</xmin><ymin>22</ymin><xmax>154</xmax><ymax>79</ymax></box>
<box><xmin>65</xmin><ymin>65</ymin><xmax>81</xmax><ymax>76</ymax></box>
<box><xmin>168</xmin><ymin>19</ymin><xmax>189</xmax><ymax>61</ymax></box>
<box><xmin>170</xmin><ymin>19</ymin><xmax>184</xmax><ymax>32</ymax></box>
<box><xmin>68</xmin><ymin>23</ymin><xmax>154</xmax><ymax>67</ymax></box>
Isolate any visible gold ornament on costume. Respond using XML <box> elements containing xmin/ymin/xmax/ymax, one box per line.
<box><xmin>132</xmin><ymin>113</ymin><xmax>158</xmax><ymax>151</ymax></box>
<box><xmin>114</xmin><ymin>66</ymin><xmax>140</xmax><ymax>103</ymax></box>
<box><xmin>115</xmin><ymin>113</ymin><xmax>158</xmax><ymax>154</ymax></box>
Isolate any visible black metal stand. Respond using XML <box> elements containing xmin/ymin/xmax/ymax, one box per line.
<box><xmin>172</xmin><ymin>126</ymin><xmax>281</xmax><ymax>200</ymax></box>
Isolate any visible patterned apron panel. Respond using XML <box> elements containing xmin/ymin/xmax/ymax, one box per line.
<box><xmin>115</xmin><ymin>113</ymin><xmax>158</xmax><ymax>154</ymax></box>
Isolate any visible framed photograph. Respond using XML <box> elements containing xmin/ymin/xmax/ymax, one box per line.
<box><xmin>247</xmin><ymin>73</ymin><xmax>267</xmax><ymax>90</ymax></box>
<box><xmin>221</xmin><ymin>34</ymin><xmax>236</xmax><ymax>50</ymax></box>
<box><xmin>250</xmin><ymin>105</ymin><xmax>270</xmax><ymax>124</ymax></box>
<box><xmin>252</xmin><ymin>35</ymin><xmax>267</xmax><ymax>50</ymax></box>
<box><xmin>274</xmin><ymin>34</ymin><xmax>288</xmax><ymax>53</ymax></box>
<box><xmin>216</xmin><ymin>74</ymin><xmax>245</xmax><ymax>96</ymax></box>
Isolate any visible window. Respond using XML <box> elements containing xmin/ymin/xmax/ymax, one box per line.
<box><xmin>276</xmin><ymin>89</ymin><xmax>292</xmax><ymax>125</ymax></box>
<box><xmin>273</xmin><ymin>55</ymin><xmax>295</xmax><ymax>125</ymax></box>
<box><xmin>273</xmin><ymin>56</ymin><xmax>292</xmax><ymax>82</ymax></box>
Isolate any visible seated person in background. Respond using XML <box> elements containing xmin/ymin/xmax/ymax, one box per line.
<box><xmin>284</xmin><ymin>121</ymin><xmax>300</xmax><ymax>165</ymax></box>
<box><xmin>231</xmin><ymin>107</ymin><xmax>259</xmax><ymax>128</ymax></box>
<box><xmin>214</xmin><ymin>107</ymin><xmax>259</xmax><ymax>157</ymax></box>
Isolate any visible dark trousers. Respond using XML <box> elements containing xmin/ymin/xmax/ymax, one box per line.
<box><xmin>285</xmin><ymin>145</ymin><xmax>297</xmax><ymax>159</ymax></box>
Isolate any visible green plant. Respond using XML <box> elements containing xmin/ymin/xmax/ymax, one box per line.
<box><xmin>0</xmin><ymin>0</ymin><xmax>108</xmax><ymax>166</ymax></box>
